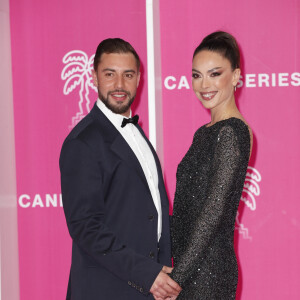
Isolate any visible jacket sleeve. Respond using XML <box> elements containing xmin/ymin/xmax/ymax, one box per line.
<box><xmin>171</xmin><ymin>125</ymin><xmax>245</xmax><ymax>286</ymax></box>
<box><xmin>60</xmin><ymin>138</ymin><xmax>162</xmax><ymax>295</ymax></box>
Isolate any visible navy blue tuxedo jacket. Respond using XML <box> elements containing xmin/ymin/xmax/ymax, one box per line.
<box><xmin>60</xmin><ymin>103</ymin><xmax>172</xmax><ymax>300</ymax></box>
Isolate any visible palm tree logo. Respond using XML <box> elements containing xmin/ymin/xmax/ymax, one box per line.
<box><xmin>61</xmin><ymin>50</ymin><xmax>97</xmax><ymax>128</ymax></box>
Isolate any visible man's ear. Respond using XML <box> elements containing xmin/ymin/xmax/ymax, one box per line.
<box><xmin>92</xmin><ymin>70</ymin><xmax>98</xmax><ymax>87</ymax></box>
<box><xmin>137</xmin><ymin>71</ymin><xmax>141</xmax><ymax>88</ymax></box>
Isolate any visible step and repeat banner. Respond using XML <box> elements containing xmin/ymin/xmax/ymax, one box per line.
<box><xmin>9</xmin><ymin>0</ymin><xmax>299</xmax><ymax>299</ymax></box>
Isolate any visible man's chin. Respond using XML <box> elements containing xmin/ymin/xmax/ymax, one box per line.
<box><xmin>106</xmin><ymin>102</ymin><xmax>131</xmax><ymax>115</ymax></box>
<box><xmin>99</xmin><ymin>93</ymin><xmax>134</xmax><ymax>115</ymax></box>
<box><xmin>111</xmin><ymin>106</ymin><xmax>130</xmax><ymax>115</ymax></box>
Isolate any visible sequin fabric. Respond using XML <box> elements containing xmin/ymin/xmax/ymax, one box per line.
<box><xmin>171</xmin><ymin>118</ymin><xmax>250</xmax><ymax>299</ymax></box>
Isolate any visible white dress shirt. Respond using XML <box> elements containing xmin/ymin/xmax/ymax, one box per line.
<box><xmin>97</xmin><ymin>99</ymin><xmax>162</xmax><ymax>241</ymax></box>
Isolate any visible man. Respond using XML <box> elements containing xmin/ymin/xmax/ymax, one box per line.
<box><xmin>60</xmin><ymin>38</ymin><xmax>181</xmax><ymax>300</ymax></box>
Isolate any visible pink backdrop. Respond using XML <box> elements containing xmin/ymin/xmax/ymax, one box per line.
<box><xmin>9</xmin><ymin>0</ymin><xmax>300</xmax><ymax>299</ymax></box>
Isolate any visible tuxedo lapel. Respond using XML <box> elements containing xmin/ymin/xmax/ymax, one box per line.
<box><xmin>136</xmin><ymin>124</ymin><xmax>162</xmax><ymax>174</ymax></box>
<box><xmin>90</xmin><ymin>103</ymin><xmax>150</xmax><ymax>191</ymax></box>
<box><xmin>135</xmin><ymin>125</ymin><xmax>166</xmax><ymax>197</ymax></box>
<box><xmin>110</xmin><ymin>134</ymin><xmax>149</xmax><ymax>188</ymax></box>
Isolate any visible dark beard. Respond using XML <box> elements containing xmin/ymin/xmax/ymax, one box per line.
<box><xmin>98</xmin><ymin>89</ymin><xmax>135</xmax><ymax>115</ymax></box>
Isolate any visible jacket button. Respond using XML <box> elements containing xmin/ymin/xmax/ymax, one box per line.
<box><xmin>148</xmin><ymin>215</ymin><xmax>154</xmax><ymax>220</ymax></box>
<box><xmin>149</xmin><ymin>251</ymin><xmax>155</xmax><ymax>258</ymax></box>
<box><xmin>128</xmin><ymin>281</ymin><xmax>132</xmax><ymax>286</ymax></box>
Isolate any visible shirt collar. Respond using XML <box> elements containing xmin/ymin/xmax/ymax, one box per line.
<box><xmin>96</xmin><ymin>99</ymin><xmax>132</xmax><ymax>128</ymax></box>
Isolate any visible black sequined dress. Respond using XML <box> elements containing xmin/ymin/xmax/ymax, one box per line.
<box><xmin>171</xmin><ymin>118</ymin><xmax>250</xmax><ymax>299</ymax></box>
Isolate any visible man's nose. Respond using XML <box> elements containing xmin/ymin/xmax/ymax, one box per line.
<box><xmin>115</xmin><ymin>75</ymin><xmax>125</xmax><ymax>89</ymax></box>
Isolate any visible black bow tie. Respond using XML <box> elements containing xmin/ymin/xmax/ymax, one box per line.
<box><xmin>121</xmin><ymin>115</ymin><xmax>139</xmax><ymax>128</ymax></box>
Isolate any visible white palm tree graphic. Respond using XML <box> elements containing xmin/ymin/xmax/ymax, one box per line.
<box><xmin>235</xmin><ymin>166</ymin><xmax>262</xmax><ymax>240</ymax></box>
<box><xmin>61</xmin><ymin>50</ymin><xmax>97</xmax><ymax>128</ymax></box>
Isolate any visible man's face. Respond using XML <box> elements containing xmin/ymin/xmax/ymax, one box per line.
<box><xmin>92</xmin><ymin>52</ymin><xmax>140</xmax><ymax>117</ymax></box>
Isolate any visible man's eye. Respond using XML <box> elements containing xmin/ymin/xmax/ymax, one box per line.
<box><xmin>105</xmin><ymin>73</ymin><xmax>113</xmax><ymax>77</ymax></box>
<box><xmin>125</xmin><ymin>74</ymin><xmax>133</xmax><ymax>78</ymax></box>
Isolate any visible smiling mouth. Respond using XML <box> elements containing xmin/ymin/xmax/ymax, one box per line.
<box><xmin>200</xmin><ymin>91</ymin><xmax>218</xmax><ymax>101</ymax></box>
<box><xmin>110</xmin><ymin>92</ymin><xmax>128</xmax><ymax>101</ymax></box>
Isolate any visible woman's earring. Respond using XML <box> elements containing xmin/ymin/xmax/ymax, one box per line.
<box><xmin>234</xmin><ymin>85</ymin><xmax>237</xmax><ymax>92</ymax></box>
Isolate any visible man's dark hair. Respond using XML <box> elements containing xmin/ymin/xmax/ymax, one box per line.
<box><xmin>193</xmin><ymin>31</ymin><xmax>240</xmax><ymax>70</ymax></box>
<box><xmin>93</xmin><ymin>38</ymin><xmax>140</xmax><ymax>71</ymax></box>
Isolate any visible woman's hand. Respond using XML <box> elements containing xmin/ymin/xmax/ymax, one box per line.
<box><xmin>162</xmin><ymin>266</ymin><xmax>173</xmax><ymax>274</ymax></box>
<box><xmin>153</xmin><ymin>267</ymin><xmax>178</xmax><ymax>300</ymax></box>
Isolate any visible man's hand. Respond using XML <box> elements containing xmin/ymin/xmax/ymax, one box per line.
<box><xmin>150</xmin><ymin>267</ymin><xmax>181</xmax><ymax>300</ymax></box>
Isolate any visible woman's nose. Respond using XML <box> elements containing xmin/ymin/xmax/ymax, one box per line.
<box><xmin>201</xmin><ymin>77</ymin><xmax>210</xmax><ymax>89</ymax></box>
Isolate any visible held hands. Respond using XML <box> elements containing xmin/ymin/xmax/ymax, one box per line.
<box><xmin>150</xmin><ymin>266</ymin><xmax>181</xmax><ymax>300</ymax></box>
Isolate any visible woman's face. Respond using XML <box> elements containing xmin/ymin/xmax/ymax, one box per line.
<box><xmin>192</xmin><ymin>50</ymin><xmax>240</xmax><ymax>110</ymax></box>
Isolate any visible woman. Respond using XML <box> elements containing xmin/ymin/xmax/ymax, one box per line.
<box><xmin>170</xmin><ymin>31</ymin><xmax>253</xmax><ymax>299</ymax></box>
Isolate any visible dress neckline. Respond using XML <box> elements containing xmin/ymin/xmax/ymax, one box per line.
<box><xmin>204</xmin><ymin>117</ymin><xmax>246</xmax><ymax>129</ymax></box>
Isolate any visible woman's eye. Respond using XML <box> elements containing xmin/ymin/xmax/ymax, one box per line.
<box><xmin>211</xmin><ymin>72</ymin><xmax>221</xmax><ymax>77</ymax></box>
<box><xmin>192</xmin><ymin>73</ymin><xmax>200</xmax><ymax>79</ymax></box>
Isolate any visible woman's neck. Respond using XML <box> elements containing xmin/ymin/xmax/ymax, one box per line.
<box><xmin>210</xmin><ymin>98</ymin><xmax>239</xmax><ymax>125</ymax></box>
